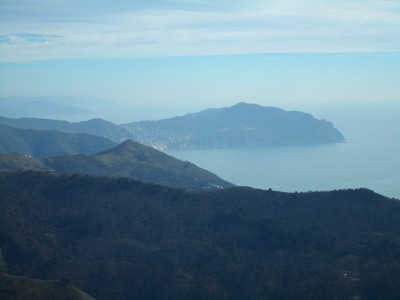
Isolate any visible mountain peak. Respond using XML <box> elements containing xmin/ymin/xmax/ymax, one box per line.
<box><xmin>117</xmin><ymin>139</ymin><xmax>139</xmax><ymax>147</ymax></box>
<box><xmin>34</xmin><ymin>139</ymin><xmax>234</xmax><ymax>190</ymax></box>
<box><xmin>80</xmin><ymin>118</ymin><xmax>111</xmax><ymax>124</ymax></box>
<box><xmin>230</xmin><ymin>102</ymin><xmax>283</xmax><ymax>113</ymax></box>
<box><xmin>123</xmin><ymin>103</ymin><xmax>345</xmax><ymax>150</ymax></box>
<box><xmin>231</xmin><ymin>102</ymin><xmax>258</xmax><ymax>108</ymax></box>
<box><xmin>97</xmin><ymin>139</ymin><xmax>144</xmax><ymax>155</ymax></box>
<box><xmin>230</xmin><ymin>102</ymin><xmax>263</xmax><ymax>110</ymax></box>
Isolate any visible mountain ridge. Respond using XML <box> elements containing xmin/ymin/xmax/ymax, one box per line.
<box><xmin>0</xmin><ymin>140</ymin><xmax>234</xmax><ymax>190</ymax></box>
<box><xmin>0</xmin><ymin>115</ymin><xmax>130</xmax><ymax>143</ymax></box>
<box><xmin>1</xmin><ymin>102</ymin><xmax>345</xmax><ymax>151</ymax></box>
<box><xmin>122</xmin><ymin>102</ymin><xmax>345</xmax><ymax>150</ymax></box>
<box><xmin>0</xmin><ymin>124</ymin><xmax>117</xmax><ymax>157</ymax></box>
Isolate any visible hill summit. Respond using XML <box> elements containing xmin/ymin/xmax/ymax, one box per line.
<box><xmin>97</xmin><ymin>139</ymin><xmax>144</xmax><ymax>155</ymax></box>
<box><xmin>0</xmin><ymin>140</ymin><xmax>234</xmax><ymax>190</ymax></box>
<box><xmin>122</xmin><ymin>102</ymin><xmax>345</xmax><ymax>150</ymax></box>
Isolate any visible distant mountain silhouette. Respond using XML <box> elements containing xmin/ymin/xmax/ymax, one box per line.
<box><xmin>0</xmin><ymin>96</ymin><xmax>91</xmax><ymax>118</ymax></box>
<box><xmin>0</xmin><ymin>140</ymin><xmax>233</xmax><ymax>190</ymax></box>
<box><xmin>0</xmin><ymin>115</ymin><xmax>130</xmax><ymax>143</ymax></box>
<box><xmin>122</xmin><ymin>102</ymin><xmax>345</xmax><ymax>150</ymax></box>
<box><xmin>0</xmin><ymin>124</ymin><xmax>116</xmax><ymax>157</ymax></box>
<box><xmin>1</xmin><ymin>102</ymin><xmax>345</xmax><ymax>151</ymax></box>
<box><xmin>1</xmin><ymin>170</ymin><xmax>399</xmax><ymax>300</ymax></box>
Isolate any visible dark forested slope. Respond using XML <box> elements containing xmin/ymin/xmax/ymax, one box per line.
<box><xmin>0</xmin><ymin>273</ymin><xmax>95</xmax><ymax>300</ymax></box>
<box><xmin>0</xmin><ymin>170</ymin><xmax>399</xmax><ymax>300</ymax></box>
<box><xmin>0</xmin><ymin>153</ymin><xmax>49</xmax><ymax>170</ymax></box>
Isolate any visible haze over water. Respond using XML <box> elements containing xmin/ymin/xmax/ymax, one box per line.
<box><xmin>169</xmin><ymin>105</ymin><xmax>400</xmax><ymax>199</ymax></box>
<box><xmin>1</xmin><ymin>0</ymin><xmax>399</xmax><ymax>199</ymax></box>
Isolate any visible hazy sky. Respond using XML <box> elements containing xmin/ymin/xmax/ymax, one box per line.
<box><xmin>0</xmin><ymin>0</ymin><xmax>399</xmax><ymax>119</ymax></box>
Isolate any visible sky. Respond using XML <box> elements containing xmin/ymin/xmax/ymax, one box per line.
<box><xmin>0</xmin><ymin>0</ymin><xmax>399</xmax><ymax>121</ymax></box>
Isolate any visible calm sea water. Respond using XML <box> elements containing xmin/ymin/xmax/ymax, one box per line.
<box><xmin>168</xmin><ymin>107</ymin><xmax>400</xmax><ymax>199</ymax></box>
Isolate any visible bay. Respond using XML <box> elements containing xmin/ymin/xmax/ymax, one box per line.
<box><xmin>168</xmin><ymin>106</ymin><xmax>400</xmax><ymax>199</ymax></box>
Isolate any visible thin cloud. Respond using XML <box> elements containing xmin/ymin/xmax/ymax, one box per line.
<box><xmin>0</xmin><ymin>0</ymin><xmax>399</xmax><ymax>62</ymax></box>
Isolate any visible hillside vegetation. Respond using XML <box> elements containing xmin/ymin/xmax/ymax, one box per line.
<box><xmin>1</xmin><ymin>170</ymin><xmax>399</xmax><ymax>299</ymax></box>
<box><xmin>0</xmin><ymin>140</ymin><xmax>233</xmax><ymax>190</ymax></box>
<box><xmin>0</xmin><ymin>273</ymin><xmax>95</xmax><ymax>300</ymax></box>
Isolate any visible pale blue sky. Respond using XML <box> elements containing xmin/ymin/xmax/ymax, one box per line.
<box><xmin>0</xmin><ymin>0</ymin><xmax>399</xmax><ymax>120</ymax></box>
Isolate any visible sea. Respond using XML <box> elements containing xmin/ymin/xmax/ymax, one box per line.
<box><xmin>168</xmin><ymin>105</ymin><xmax>400</xmax><ymax>199</ymax></box>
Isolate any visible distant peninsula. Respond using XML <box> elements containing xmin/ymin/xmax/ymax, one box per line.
<box><xmin>0</xmin><ymin>102</ymin><xmax>346</xmax><ymax>152</ymax></box>
<box><xmin>122</xmin><ymin>102</ymin><xmax>345</xmax><ymax>150</ymax></box>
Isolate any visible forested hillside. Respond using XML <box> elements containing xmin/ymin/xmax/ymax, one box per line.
<box><xmin>0</xmin><ymin>140</ymin><xmax>234</xmax><ymax>190</ymax></box>
<box><xmin>0</xmin><ymin>273</ymin><xmax>95</xmax><ymax>300</ymax></box>
<box><xmin>1</xmin><ymin>170</ymin><xmax>399</xmax><ymax>299</ymax></box>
